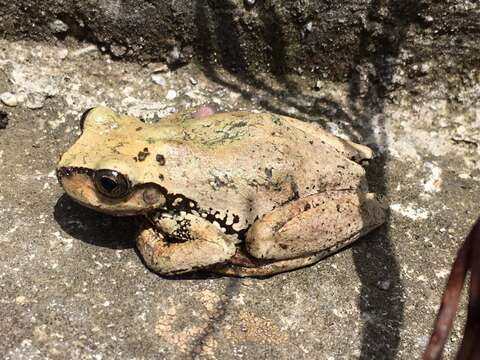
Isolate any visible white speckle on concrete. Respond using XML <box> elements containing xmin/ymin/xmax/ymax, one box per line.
<box><xmin>166</xmin><ymin>89</ymin><xmax>177</xmax><ymax>100</ymax></box>
<box><xmin>435</xmin><ymin>269</ymin><xmax>451</xmax><ymax>279</ymax></box>
<box><xmin>390</xmin><ymin>203</ymin><xmax>430</xmax><ymax>220</ymax></box>
<box><xmin>151</xmin><ymin>73</ymin><xmax>166</xmax><ymax>86</ymax></box>
<box><xmin>0</xmin><ymin>92</ymin><xmax>19</xmax><ymax>107</ymax></box>
<box><xmin>70</xmin><ymin>45</ymin><xmax>99</xmax><ymax>57</ymax></box>
<box><xmin>56</xmin><ymin>48</ymin><xmax>69</xmax><ymax>60</ymax></box>
<box><xmin>49</xmin><ymin>19</ymin><xmax>69</xmax><ymax>33</ymax></box>
<box><xmin>10</xmin><ymin>64</ymin><xmax>61</xmax><ymax>98</ymax></box>
<box><xmin>51</xmin><ymin>231</ymin><xmax>74</xmax><ymax>250</ymax></box>
<box><xmin>422</xmin><ymin>162</ymin><xmax>443</xmax><ymax>193</ymax></box>
<box><xmin>125</xmin><ymin>99</ymin><xmax>173</xmax><ymax>120</ymax></box>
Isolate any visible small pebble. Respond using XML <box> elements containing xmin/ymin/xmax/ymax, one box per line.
<box><xmin>49</xmin><ymin>19</ymin><xmax>69</xmax><ymax>33</ymax></box>
<box><xmin>424</xmin><ymin>15</ymin><xmax>434</xmax><ymax>24</ymax></box>
<box><xmin>57</xmin><ymin>48</ymin><xmax>69</xmax><ymax>60</ymax></box>
<box><xmin>167</xmin><ymin>47</ymin><xmax>181</xmax><ymax>65</ymax></box>
<box><xmin>0</xmin><ymin>92</ymin><xmax>18</xmax><ymax>107</ymax></box>
<box><xmin>151</xmin><ymin>73</ymin><xmax>166</xmax><ymax>86</ymax></box>
<box><xmin>111</xmin><ymin>45</ymin><xmax>127</xmax><ymax>57</ymax></box>
<box><xmin>420</xmin><ymin>63</ymin><xmax>431</xmax><ymax>74</ymax></box>
<box><xmin>314</xmin><ymin>80</ymin><xmax>322</xmax><ymax>91</ymax></box>
<box><xmin>166</xmin><ymin>89</ymin><xmax>177</xmax><ymax>100</ymax></box>
<box><xmin>189</xmin><ymin>77</ymin><xmax>198</xmax><ymax>85</ymax></box>
<box><xmin>304</xmin><ymin>21</ymin><xmax>313</xmax><ymax>32</ymax></box>
<box><xmin>151</xmin><ymin>64</ymin><xmax>168</xmax><ymax>73</ymax></box>
<box><xmin>25</xmin><ymin>93</ymin><xmax>46</xmax><ymax>110</ymax></box>
<box><xmin>71</xmin><ymin>45</ymin><xmax>98</xmax><ymax>58</ymax></box>
<box><xmin>376</xmin><ymin>279</ymin><xmax>391</xmax><ymax>291</ymax></box>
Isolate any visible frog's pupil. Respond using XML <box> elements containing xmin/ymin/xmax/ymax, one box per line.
<box><xmin>101</xmin><ymin>177</ymin><xmax>117</xmax><ymax>192</ymax></box>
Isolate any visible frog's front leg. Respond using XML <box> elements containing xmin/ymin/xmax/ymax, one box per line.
<box><xmin>246</xmin><ymin>191</ymin><xmax>386</xmax><ymax>262</ymax></box>
<box><xmin>136</xmin><ymin>213</ymin><xmax>236</xmax><ymax>275</ymax></box>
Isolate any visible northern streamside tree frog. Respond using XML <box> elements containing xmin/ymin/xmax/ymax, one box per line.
<box><xmin>57</xmin><ymin>107</ymin><xmax>386</xmax><ymax>277</ymax></box>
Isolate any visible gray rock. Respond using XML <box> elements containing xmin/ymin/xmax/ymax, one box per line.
<box><xmin>49</xmin><ymin>19</ymin><xmax>69</xmax><ymax>33</ymax></box>
<box><xmin>0</xmin><ymin>92</ymin><xmax>18</xmax><ymax>107</ymax></box>
<box><xmin>25</xmin><ymin>93</ymin><xmax>46</xmax><ymax>109</ymax></box>
<box><xmin>110</xmin><ymin>45</ymin><xmax>127</xmax><ymax>57</ymax></box>
<box><xmin>151</xmin><ymin>73</ymin><xmax>166</xmax><ymax>86</ymax></box>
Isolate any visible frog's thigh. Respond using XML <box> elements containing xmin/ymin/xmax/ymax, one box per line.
<box><xmin>246</xmin><ymin>191</ymin><xmax>386</xmax><ymax>261</ymax></box>
<box><xmin>136</xmin><ymin>214</ymin><xmax>236</xmax><ymax>275</ymax></box>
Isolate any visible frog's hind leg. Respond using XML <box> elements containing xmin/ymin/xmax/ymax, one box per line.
<box><xmin>240</xmin><ymin>191</ymin><xmax>386</xmax><ymax>274</ymax></box>
<box><xmin>210</xmin><ymin>251</ymin><xmax>331</xmax><ymax>277</ymax></box>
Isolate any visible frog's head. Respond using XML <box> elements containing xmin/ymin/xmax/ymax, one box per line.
<box><xmin>57</xmin><ymin>107</ymin><xmax>167</xmax><ymax>215</ymax></box>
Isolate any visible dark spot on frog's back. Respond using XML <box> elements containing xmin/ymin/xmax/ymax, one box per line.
<box><xmin>156</xmin><ymin>154</ymin><xmax>166</xmax><ymax>166</ymax></box>
<box><xmin>137</xmin><ymin>148</ymin><xmax>150</xmax><ymax>161</ymax></box>
<box><xmin>270</xmin><ymin>115</ymin><xmax>282</xmax><ymax>125</ymax></box>
<box><xmin>228</xmin><ymin>120</ymin><xmax>248</xmax><ymax>129</ymax></box>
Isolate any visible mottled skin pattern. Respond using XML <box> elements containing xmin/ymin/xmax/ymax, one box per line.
<box><xmin>57</xmin><ymin>107</ymin><xmax>386</xmax><ymax>277</ymax></box>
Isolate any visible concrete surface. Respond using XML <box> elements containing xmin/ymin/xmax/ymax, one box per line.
<box><xmin>0</xmin><ymin>1</ymin><xmax>479</xmax><ymax>80</ymax></box>
<box><xmin>0</xmin><ymin>38</ymin><xmax>479</xmax><ymax>359</ymax></box>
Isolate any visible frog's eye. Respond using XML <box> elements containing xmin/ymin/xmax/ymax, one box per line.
<box><xmin>93</xmin><ymin>169</ymin><xmax>131</xmax><ymax>198</ymax></box>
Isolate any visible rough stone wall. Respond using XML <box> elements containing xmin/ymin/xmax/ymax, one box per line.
<box><xmin>0</xmin><ymin>0</ymin><xmax>478</xmax><ymax>81</ymax></box>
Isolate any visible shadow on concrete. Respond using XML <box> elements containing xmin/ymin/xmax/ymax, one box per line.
<box><xmin>347</xmin><ymin>1</ymin><xmax>424</xmax><ymax>357</ymax></box>
<box><xmin>53</xmin><ymin>193</ymin><xmax>136</xmax><ymax>249</ymax></box>
<box><xmin>187</xmin><ymin>279</ymin><xmax>240</xmax><ymax>357</ymax></box>
<box><xmin>192</xmin><ymin>0</ymin><xmax>425</xmax><ymax>357</ymax></box>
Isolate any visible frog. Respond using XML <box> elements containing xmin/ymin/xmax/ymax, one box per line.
<box><xmin>56</xmin><ymin>107</ymin><xmax>386</xmax><ymax>277</ymax></box>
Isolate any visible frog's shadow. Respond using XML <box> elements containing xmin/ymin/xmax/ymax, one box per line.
<box><xmin>53</xmin><ymin>193</ymin><xmax>136</xmax><ymax>250</ymax></box>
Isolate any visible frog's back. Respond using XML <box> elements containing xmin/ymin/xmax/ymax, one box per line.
<box><xmin>181</xmin><ymin>112</ymin><xmax>371</xmax><ymax>160</ymax></box>
<box><xmin>155</xmin><ymin>112</ymin><xmax>371</xmax><ymax>234</ymax></box>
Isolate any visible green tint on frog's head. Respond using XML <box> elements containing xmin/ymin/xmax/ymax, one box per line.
<box><xmin>56</xmin><ymin>107</ymin><xmax>168</xmax><ymax>216</ymax></box>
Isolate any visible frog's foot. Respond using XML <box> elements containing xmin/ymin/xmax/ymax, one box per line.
<box><xmin>136</xmin><ymin>213</ymin><xmax>236</xmax><ymax>275</ymax></box>
<box><xmin>212</xmin><ymin>191</ymin><xmax>386</xmax><ymax>277</ymax></box>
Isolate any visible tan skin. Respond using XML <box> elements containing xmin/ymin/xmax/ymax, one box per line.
<box><xmin>57</xmin><ymin>107</ymin><xmax>386</xmax><ymax>277</ymax></box>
